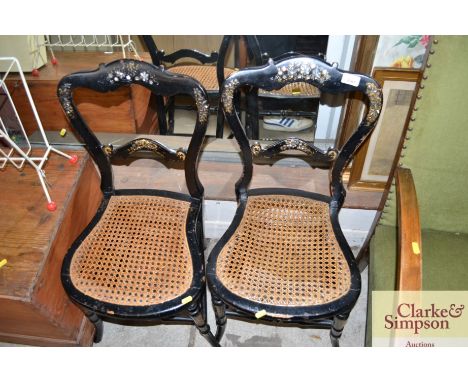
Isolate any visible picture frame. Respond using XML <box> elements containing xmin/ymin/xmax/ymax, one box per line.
<box><xmin>348</xmin><ymin>68</ymin><xmax>422</xmax><ymax>191</ymax></box>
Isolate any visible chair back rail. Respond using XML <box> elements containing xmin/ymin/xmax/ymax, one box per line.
<box><xmin>57</xmin><ymin>59</ymin><xmax>208</xmax><ymax>198</ymax></box>
<box><xmin>160</xmin><ymin>49</ymin><xmax>219</xmax><ymax>65</ymax></box>
<box><xmin>217</xmin><ymin>35</ymin><xmax>265</xmax><ymax>86</ymax></box>
<box><xmin>220</xmin><ymin>56</ymin><xmax>382</xmax><ymax>207</ymax></box>
<box><xmin>142</xmin><ymin>36</ymin><xmax>219</xmax><ymax>66</ymax></box>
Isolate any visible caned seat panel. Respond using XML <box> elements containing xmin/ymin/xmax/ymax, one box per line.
<box><xmin>69</xmin><ymin>195</ymin><xmax>193</xmax><ymax>307</ymax></box>
<box><xmin>168</xmin><ymin>65</ymin><xmax>236</xmax><ymax>91</ymax></box>
<box><xmin>216</xmin><ymin>194</ymin><xmax>351</xmax><ymax>307</ymax></box>
<box><xmin>259</xmin><ymin>82</ymin><xmax>320</xmax><ymax>98</ymax></box>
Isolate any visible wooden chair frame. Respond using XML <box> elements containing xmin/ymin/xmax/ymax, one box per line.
<box><xmin>57</xmin><ymin>59</ymin><xmax>218</xmax><ymax>346</ymax></box>
<box><xmin>207</xmin><ymin>56</ymin><xmax>383</xmax><ymax>346</ymax></box>
<box><xmin>396</xmin><ymin>167</ymin><xmax>422</xmax><ymax>291</ymax></box>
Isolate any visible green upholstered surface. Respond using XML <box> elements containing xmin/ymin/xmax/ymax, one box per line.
<box><xmin>370</xmin><ymin>225</ymin><xmax>468</xmax><ymax>292</ymax></box>
<box><xmin>370</xmin><ymin>225</ymin><xmax>398</xmax><ymax>291</ymax></box>
<box><xmin>380</xmin><ymin>36</ymin><xmax>468</xmax><ymax>234</ymax></box>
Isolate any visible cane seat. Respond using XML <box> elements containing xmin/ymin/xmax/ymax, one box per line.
<box><xmin>69</xmin><ymin>195</ymin><xmax>193</xmax><ymax>307</ymax></box>
<box><xmin>259</xmin><ymin>82</ymin><xmax>320</xmax><ymax>98</ymax></box>
<box><xmin>215</xmin><ymin>193</ymin><xmax>351</xmax><ymax>307</ymax></box>
<box><xmin>168</xmin><ymin>66</ymin><xmax>236</xmax><ymax>92</ymax></box>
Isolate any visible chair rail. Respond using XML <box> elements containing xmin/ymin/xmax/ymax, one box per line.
<box><xmin>396</xmin><ymin>167</ymin><xmax>422</xmax><ymax>291</ymax></box>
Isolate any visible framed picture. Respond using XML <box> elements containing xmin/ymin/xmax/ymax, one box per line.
<box><xmin>373</xmin><ymin>35</ymin><xmax>430</xmax><ymax>69</ymax></box>
<box><xmin>348</xmin><ymin>68</ymin><xmax>422</xmax><ymax>190</ymax></box>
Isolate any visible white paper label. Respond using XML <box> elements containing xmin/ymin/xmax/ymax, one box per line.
<box><xmin>341</xmin><ymin>73</ymin><xmax>361</xmax><ymax>87</ymax></box>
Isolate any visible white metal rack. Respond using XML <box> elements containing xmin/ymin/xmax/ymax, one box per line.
<box><xmin>0</xmin><ymin>57</ymin><xmax>77</xmax><ymax>211</ymax></box>
<box><xmin>32</xmin><ymin>35</ymin><xmax>139</xmax><ymax>74</ymax></box>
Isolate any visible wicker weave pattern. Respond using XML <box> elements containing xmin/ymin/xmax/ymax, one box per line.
<box><xmin>260</xmin><ymin>82</ymin><xmax>320</xmax><ymax>98</ymax></box>
<box><xmin>70</xmin><ymin>195</ymin><xmax>193</xmax><ymax>307</ymax></box>
<box><xmin>216</xmin><ymin>194</ymin><xmax>351</xmax><ymax>307</ymax></box>
<box><xmin>168</xmin><ymin>65</ymin><xmax>236</xmax><ymax>91</ymax></box>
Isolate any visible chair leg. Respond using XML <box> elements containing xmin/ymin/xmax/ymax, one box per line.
<box><xmin>84</xmin><ymin>309</ymin><xmax>104</xmax><ymax>343</ymax></box>
<box><xmin>245</xmin><ymin>89</ymin><xmax>259</xmax><ymax>140</ymax></box>
<box><xmin>197</xmin><ymin>212</ymin><xmax>205</xmax><ymax>252</ymax></box>
<box><xmin>188</xmin><ymin>301</ymin><xmax>220</xmax><ymax>347</ymax></box>
<box><xmin>357</xmin><ymin>245</ymin><xmax>370</xmax><ymax>273</ymax></box>
<box><xmin>212</xmin><ymin>294</ymin><xmax>227</xmax><ymax>343</ymax></box>
<box><xmin>155</xmin><ymin>95</ymin><xmax>168</xmax><ymax>135</ymax></box>
<box><xmin>167</xmin><ymin>96</ymin><xmax>175</xmax><ymax>134</ymax></box>
<box><xmin>330</xmin><ymin>313</ymin><xmax>349</xmax><ymax>347</ymax></box>
<box><xmin>216</xmin><ymin>100</ymin><xmax>225</xmax><ymax>138</ymax></box>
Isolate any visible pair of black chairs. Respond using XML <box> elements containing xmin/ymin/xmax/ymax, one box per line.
<box><xmin>58</xmin><ymin>55</ymin><xmax>382</xmax><ymax>347</ymax></box>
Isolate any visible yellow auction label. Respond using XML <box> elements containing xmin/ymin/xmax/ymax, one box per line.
<box><xmin>255</xmin><ymin>310</ymin><xmax>267</xmax><ymax>319</ymax></box>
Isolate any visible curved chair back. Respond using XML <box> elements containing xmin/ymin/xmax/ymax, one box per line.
<box><xmin>220</xmin><ymin>55</ymin><xmax>383</xmax><ymax>209</ymax></box>
<box><xmin>57</xmin><ymin>59</ymin><xmax>209</xmax><ymax>199</ymax></box>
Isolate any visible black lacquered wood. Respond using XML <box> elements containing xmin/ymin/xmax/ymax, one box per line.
<box><xmin>216</xmin><ymin>36</ymin><xmax>233</xmax><ymax>93</ymax></box>
<box><xmin>161</xmin><ymin>49</ymin><xmax>219</xmax><ymax>65</ymax></box>
<box><xmin>250</xmin><ymin>137</ymin><xmax>338</xmax><ymax>162</ymax></box>
<box><xmin>104</xmin><ymin>138</ymin><xmax>186</xmax><ymax>161</ymax></box>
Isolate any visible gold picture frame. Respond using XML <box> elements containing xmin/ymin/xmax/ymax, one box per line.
<box><xmin>348</xmin><ymin>68</ymin><xmax>422</xmax><ymax>190</ymax></box>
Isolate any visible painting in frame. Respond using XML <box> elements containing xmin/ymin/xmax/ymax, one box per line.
<box><xmin>348</xmin><ymin>68</ymin><xmax>422</xmax><ymax>190</ymax></box>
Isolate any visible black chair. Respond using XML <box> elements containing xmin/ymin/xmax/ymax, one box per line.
<box><xmin>57</xmin><ymin>59</ymin><xmax>218</xmax><ymax>346</ymax></box>
<box><xmin>142</xmin><ymin>35</ymin><xmax>236</xmax><ymax>136</ymax></box>
<box><xmin>207</xmin><ymin>56</ymin><xmax>382</xmax><ymax>346</ymax></box>
<box><xmin>244</xmin><ymin>36</ymin><xmax>327</xmax><ymax>140</ymax></box>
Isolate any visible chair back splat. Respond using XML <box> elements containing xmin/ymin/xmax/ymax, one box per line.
<box><xmin>207</xmin><ymin>55</ymin><xmax>382</xmax><ymax>346</ymax></box>
<box><xmin>57</xmin><ymin>59</ymin><xmax>219</xmax><ymax>346</ymax></box>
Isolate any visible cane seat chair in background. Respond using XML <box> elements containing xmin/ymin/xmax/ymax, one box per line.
<box><xmin>207</xmin><ymin>56</ymin><xmax>382</xmax><ymax>346</ymax></box>
<box><xmin>243</xmin><ymin>36</ymin><xmax>326</xmax><ymax>140</ymax></box>
<box><xmin>142</xmin><ymin>35</ymin><xmax>236</xmax><ymax>136</ymax></box>
<box><xmin>57</xmin><ymin>59</ymin><xmax>218</xmax><ymax>346</ymax></box>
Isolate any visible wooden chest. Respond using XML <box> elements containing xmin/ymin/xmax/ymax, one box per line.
<box><xmin>0</xmin><ymin>149</ymin><xmax>101</xmax><ymax>346</ymax></box>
